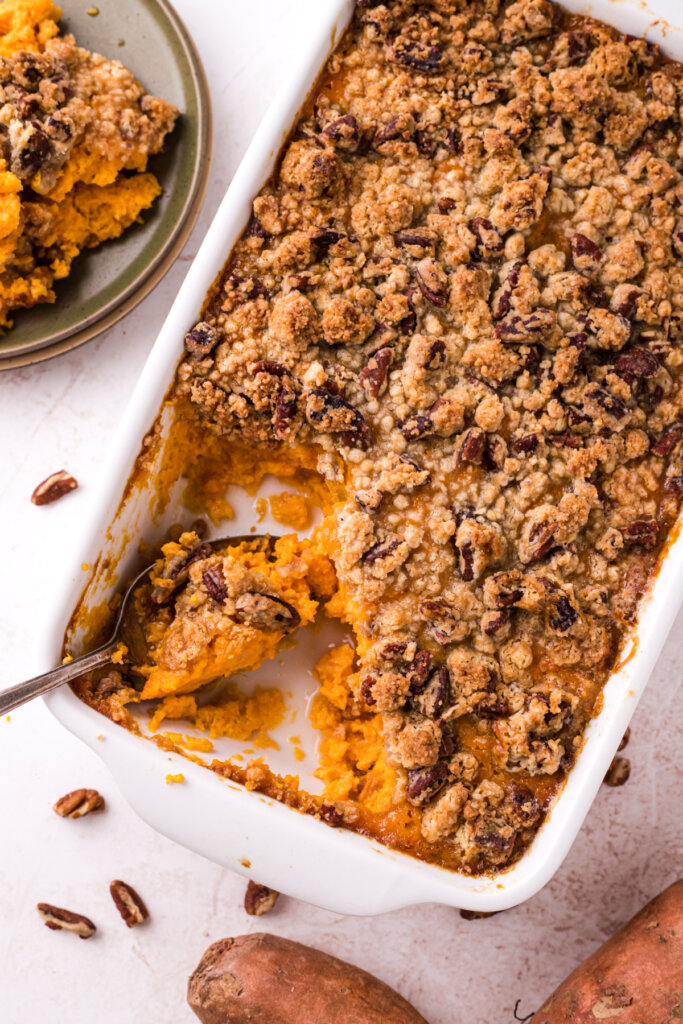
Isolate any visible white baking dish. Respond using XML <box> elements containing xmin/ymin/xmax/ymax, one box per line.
<box><xmin>42</xmin><ymin>0</ymin><xmax>683</xmax><ymax>914</ymax></box>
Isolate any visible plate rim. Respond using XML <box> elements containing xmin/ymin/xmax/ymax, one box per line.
<box><xmin>0</xmin><ymin>0</ymin><xmax>213</xmax><ymax>371</ymax></box>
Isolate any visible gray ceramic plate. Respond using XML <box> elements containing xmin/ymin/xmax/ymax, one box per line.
<box><xmin>0</xmin><ymin>0</ymin><xmax>212</xmax><ymax>369</ymax></box>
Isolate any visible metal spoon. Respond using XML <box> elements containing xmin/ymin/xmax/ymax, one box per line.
<box><xmin>0</xmin><ymin>534</ymin><xmax>276</xmax><ymax>716</ymax></box>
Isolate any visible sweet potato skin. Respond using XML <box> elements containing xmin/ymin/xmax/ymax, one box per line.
<box><xmin>531</xmin><ymin>878</ymin><xmax>683</xmax><ymax>1023</ymax></box>
<box><xmin>187</xmin><ymin>932</ymin><xmax>429</xmax><ymax>1024</ymax></box>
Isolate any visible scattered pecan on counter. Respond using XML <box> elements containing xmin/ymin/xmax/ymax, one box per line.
<box><xmin>37</xmin><ymin>903</ymin><xmax>96</xmax><ymax>938</ymax></box>
<box><xmin>244</xmin><ymin>881</ymin><xmax>279</xmax><ymax>916</ymax></box>
<box><xmin>31</xmin><ymin>470</ymin><xmax>78</xmax><ymax>505</ymax></box>
<box><xmin>109</xmin><ymin>880</ymin><xmax>149</xmax><ymax>928</ymax></box>
<box><xmin>52</xmin><ymin>788</ymin><xmax>105</xmax><ymax>819</ymax></box>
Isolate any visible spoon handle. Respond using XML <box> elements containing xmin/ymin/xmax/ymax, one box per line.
<box><xmin>0</xmin><ymin>644</ymin><xmax>117</xmax><ymax>715</ymax></box>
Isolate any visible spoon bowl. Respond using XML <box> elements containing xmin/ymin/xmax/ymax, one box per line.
<box><xmin>0</xmin><ymin>534</ymin><xmax>276</xmax><ymax>716</ymax></box>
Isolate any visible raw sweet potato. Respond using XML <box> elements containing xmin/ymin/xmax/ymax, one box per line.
<box><xmin>531</xmin><ymin>878</ymin><xmax>683</xmax><ymax>1023</ymax></box>
<box><xmin>187</xmin><ymin>932</ymin><xmax>429</xmax><ymax>1024</ymax></box>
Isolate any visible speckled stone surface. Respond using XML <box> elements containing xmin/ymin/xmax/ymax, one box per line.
<box><xmin>0</xmin><ymin>2</ymin><xmax>681</xmax><ymax>1022</ymax></box>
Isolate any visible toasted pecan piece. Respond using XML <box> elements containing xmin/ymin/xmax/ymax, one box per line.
<box><xmin>53</xmin><ymin>788</ymin><xmax>105</xmax><ymax>819</ymax></box>
<box><xmin>244</xmin><ymin>881</ymin><xmax>280</xmax><ymax>916</ymax></box>
<box><xmin>110</xmin><ymin>880</ymin><xmax>149</xmax><ymax>928</ymax></box>
<box><xmin>37</xmin><ymin>903</ymin><xmax>96</xmax><ymax>938</ymax></box>
<box><xmin>31</xmin><ymin>470</ymin><xmax>78</xmax><ymax>506</ymax></box>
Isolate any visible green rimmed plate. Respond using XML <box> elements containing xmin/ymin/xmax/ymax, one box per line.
<box><xmin>0</xmin><ymin>0</ymin><xmax>212</xmax><ymax>369</ymax></box>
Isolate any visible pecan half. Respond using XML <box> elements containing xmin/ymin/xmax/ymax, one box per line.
<box><xmin>244</xmin><ymin>880</ymin><xmax>279</xmax><ymax>916</ymax></box>
<box><xmin>373</xmin><ymin>114</ymin><xmax>414</xmax><ymax>147</ymax></box>
<box><xmin>470</xmin><ymin>217</ymin><xmax>504</xmax><ymax>258</ymax></box>
<box><xmin>311</xmin><ymin>227</ymin><xmax>347</xmax><ymax>256</ymax></box>
<box><xmin>252</xmin><ymin>359</ymin><xmax>289</xmax><ymax>378</ymax></box>
<box><xmin>203</xmin><ymin>565</ymin><xmax>228</xmax><ymax>604</ymax></box>
<box><xmin>53</xmin><ymin>788</ymin><xmax>104</xmax><ymax>819</ymax></box>
<box><xmin>401</xmin><ymin>414</ymin><xmax>434</xmax><ymax>441</ymax></box>
<box><xmin>305</xmin><ymin>388</ymin><xmax>370</xmax><ymax>449</ymax></box>
<box><xmin>492</xmin><ymin>261</ymin><xmax>523</xmax><ymax>320</ymax></box>
<box><xmin>457</xmin><ymin>427</ymin><xmax>486</xmax><ymax>466</ymax></box>
<box><xmin>234</xmin><ymin>592</ymin><xmax>301</xmax><ymax>632</ymax></box>
<box><xmin>511</xmin><ymin>433</ymin><xmax>539</xmax><ymax>456</ymax></box>
<box><xmin>415</xmin><ymin>257</ymin><xmax>447</xmax><ymax>307</ymax></box>
<box><xmin>406</xmin><ymin>761</ymin><xmax>450</xmax><ymax>806</ymax></box>
<box><xmin>548</xmin><ymin>593</ymin><xmax>579</xmax><ymax>633</ymax></box>
<box><xmin>419</xmin><ymin>598</ymin><xmax>463</xmax><ymax>644</ymax></box>
<box><xmin>394</xmin><ymin>230</ymin><xmax>435</xmax><ymax>254</ymax></box>
<box><xmin>184</xmin><ymin>321</ymin><xmax>219</xmax><ymax>358</ymax></box>
<box><xmin>361</xmin><ymin>536</ymin><xmax>410</xmax><ymax>581</ymax></box>
<box><xmin>604</xmin><ymin>756</ymin><xmax>630</xmax><ymax>787</ymax></box>
<box><xmin>567</xmin><ymin>407</ymin><xmax>592</xmax><ymax>432</ymax></box>
<box><xmin>507</xmin><ymin>784</ymin><xmax>542</xmax><ymax>828</ymax></box>
<box><xmin>622</xmin><ymin>519</ymin><xmax>658</xmax><ymax>548</ymax></box>
<box><xmin>495</xmin><ymin>309</ymin><xmax>556</xmax><ymax>344</ymax></box>
<box><xmin>652</xmin><ymin>424</ymin><xmax>683</xmax><ymax>457</ymax></box>
<box><xmin>15</xmin><ymin>123</ymin><xmax>51</xmax><ymax>177</ymax></box>
<box><xmin>274</xmin><ymin>381</ymin><xmax>299</xmax><ymax>439</ymax></box>
<box><xmin>485</xmin><ymin>571</ymin><xmax>523</xmax><ymax>608</ymax></box>
<box><xmin>359</xmin><ymin>346</ymin><xmax>393</xmax><ymax>399</ymax></box>
<box><xmin>322</xmin><ymin>114</ymin><xmax>358</xmax><ymax>150</ymax></box>
<box><xmin>570</xmin><ymin>233</ymin><xmax>604</xmax><ymax>272</ymax></box>
<box><xmin>408</xmin><ymin>649</ymin><xmax>434</xmax><ymax>693</ymax></box>
<box><xmin>415</xmin><ymin>129</ymin><xmax>436</xmax><ymax>157</ymax></box>
<box><xmin>151</xmin><ymin>541</ymin><xmax>213</xmax><ymax>605</ymax></box>
<box><xmin>320</xmin><ymin>803</ymin><xmax>344</xmax><ymax>826</ymax></box>
<box><xmin>355</xmin><ymin>488</ymin><xmax>383</xmax><ymax>513</ymax></box>
<box><xmin>482</xmin><ymin>609</ymin><xmax>510</xmax><ymax>637</ymax></box>
<box><xmin>389</xmin><ymin>39</ymin><xmax>444</xmax><ymax>75</ymax></box>
<box><xmin>110</xmin><ymin>880</ymin><xmax>149</xmax><ymax>928</ymax></box>
<box><xmin>520</xmin><ymin>515</ymin><xmax>557</xmax><ymax>563</ymax></box>
<box><xmin>582</xmin><ymin>383</ymin><xmax>629</xmax><ymax>425</ymax></box>
<box><xmin>484</xmin><ymin>434</ymin><xmax>507</xmax><ymax>471</ymax></box>
<box><xmin>614</xmin><ymin>348</ymin><xmax>659</xmax><ymax>381</ymax></box>
<box><xmin>415</xmin><ymin>666</ymin><xmax>450</xmax><ymax>719</ymax></box>
<box><xmin>31</xmin><ymin>470</ymin><xmax>78</xmax><ymax>506</ymax></box>
<box><xmin>37</xmin><ymin>903</ymin><xmax>96</xmax><ymax>939</ymax></box>
<box><xmin>610</xmin><ymin>284</ymin><xmax>644</xmax><ymax>318</ymax></box>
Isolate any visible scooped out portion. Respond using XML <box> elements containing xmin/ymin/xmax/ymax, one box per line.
<box><xmin>136</xmin><ymin>532</ymin><xmax>336</xmax><ymax>701</ymax></box>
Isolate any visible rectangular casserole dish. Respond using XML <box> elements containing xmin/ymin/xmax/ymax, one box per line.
<box><xmin>42</xmin><ymin>0</ymin><xmax>683</xmax><ymax>914</ymax></box>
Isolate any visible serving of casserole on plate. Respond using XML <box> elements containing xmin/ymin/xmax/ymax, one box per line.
<box><xmin>43</xmin><ymin>0</ymin><xmax>683</xmax><ymax>913</ymax></box>
<box><xmin>0</xmin><ymin>0</ymin><xmax>211</xmax><ymax>368</ymax></box>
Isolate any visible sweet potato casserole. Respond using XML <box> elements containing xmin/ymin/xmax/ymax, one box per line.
<box><xmin>76</xmin><ymin>0</ymin><xmax>683</xmax><ymax>875</ymax></box>
<box><xmin>0</xmin><ymin>0</ymin><xmax>177</xmax><ymax>328</ymax></box>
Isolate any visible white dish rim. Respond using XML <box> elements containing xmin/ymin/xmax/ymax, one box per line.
<box><xmin>40</xmin><ymin>0</ymin><xmax>683</xmax><ymax>914</ymax></box>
